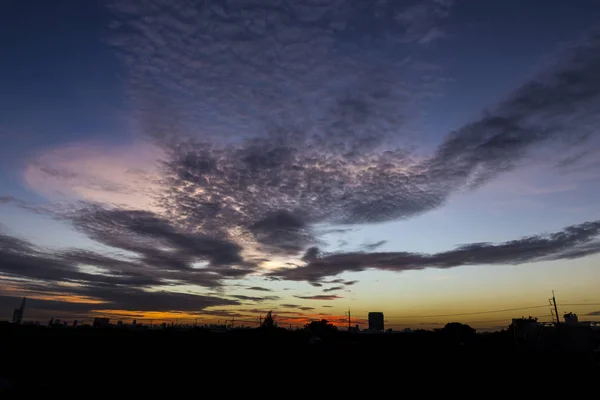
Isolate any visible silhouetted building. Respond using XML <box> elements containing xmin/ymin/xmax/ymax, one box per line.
<box><xmin>368</xmin><ymin>312</ymin><xmax>384</xmax><ymax>331</ymax></box>
<box><xmin>11</xmin><ymin>297</ymin><xmax>26</xmax><ymax>324</ymax></box>
<box><xmin>93</xmin><ymin>317</ymin><xmax>110</xmax><ymax>328</ymax></box>
<box><xmin>563</xmin><ymin>312</ymin><xmax>579</xmax><ymax>326</ymax></box>
<box><xmin>511</xmin><ymin>317</ymin><xmax>540</xmax><ymax>344</ymax></box>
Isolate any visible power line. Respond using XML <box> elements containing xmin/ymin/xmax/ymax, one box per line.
<box><xmin>384</xmin><ymin>305</ymin><xmax>550</xmax><ymax>319</ymax></box>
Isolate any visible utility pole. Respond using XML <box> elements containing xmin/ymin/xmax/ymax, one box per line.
<box><xmin>345</xmin><ymin>307</ymin><xmax>351</xmax><ymax>331</ymax></box>
<box><xmin>549</xmin><ymin>299</ymin><xmax>556</xmax><ymax>323</ymax></box>
<box><xmin>232</xmin><ymin>317</ymin><xmax>235</xmax><ymax>329</ymax></box>
<box><xmin>348</xmin><ymin>308</ymin><xmax>351</xmax><ymax>330</ymax></box>
<box><xmin>552</xmin><ymin>290</ymin><xmax>560</xmax><ymax>324</ymax></box>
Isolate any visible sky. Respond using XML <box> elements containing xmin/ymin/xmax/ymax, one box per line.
<box><xmin>2</xmin><ymin>0</ymin><xmax>600</xmax><ymax>331</ymax></box>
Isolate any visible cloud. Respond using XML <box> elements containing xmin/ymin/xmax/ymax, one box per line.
<box><xmin>24</xmin><ymin>141</ymin><xmax>164</xmax><ymax>210</ymax></box>
<box><xmin>0</xmin><ymin>196</ymin><xmax>22</xmax><ymax>205</ymax></box>
<box><xmin>67</xmin><ymin>205</ymin><xmax>250</xmax><ymax>270</ymax></box>
<box><xmin>586</xmin><ymin>310</ymin><xmax>600</xmax><ymax>316</ymax></box>
<box><xmin>272</xmin><ymin>220</ymin><xmax>600</xmax><ymax>282</ymax></box>
<box><xmin>323</xmin><ymin>286</ymin><xmax>344</xmax><ymax>293</ymax></box>
<box><xmin>121</xmin><ymin>26</ymin><xmax>600</xmax><ymax>260</ymax></box>
<box><xmin>324</xmin><ymin>278</ymin><xmax>357</xmax><ymax>286</ymax></box>
<box><xmin>293</xmin><ymin>295</ymin><xmax>342</xmax><ymax>301</ymax></box>
<box><xmin>229</xmin><ymin>295</ymin><xmax>280</xmax><ymax>302</ymax></box>
<box><xmin>246</xmin><ymin>286</ymin><xmax>273</xmax><ymax>292</ymax></box>
<box><xmin>0</xmin><ymin>204</ymin><xmax>256</xmax><ymax>319</ymax></box>
<box><xmin>249</xmin><ymin>210</ymin><xmax>314</xmax><ymax>255</ymax></box>
<box><xmin>394</xmin><ymin>1</ymin><xmax>453</xmax><ymax>45</ymax></box>
<box><xmin>279</xmin><ymin>304</ymin><xmax>315</xmax><ymax>311</ymax></box>
<box><xmin>363</xmin><ymin>240</ymin><xmax>387</xmax><ymax>251</ymax></box>
<box><xmin>279</xmin><ymin>304</ymin><xmax>300</xmax><ymax>309</ymax></box>
<box><xmin>10</xmin><ymin>1</ymin><xmax>600</xmax><ymax>321</ymax></box>
<box><xmin>11</xmin><ymin>1</ymin><xmax>576</xmax><ymax>266</ymax></box>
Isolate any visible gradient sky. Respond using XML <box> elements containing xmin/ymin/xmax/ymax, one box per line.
<box><xmin>2</xmin><ymin>0</ymin><xmax>600</xmax><ymax>331</ymax></box>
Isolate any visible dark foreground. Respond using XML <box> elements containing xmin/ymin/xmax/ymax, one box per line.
<box><xmin>2</xmin><ymin>324</ymin><xmax>599</xmax><ymax>394</ymax></box>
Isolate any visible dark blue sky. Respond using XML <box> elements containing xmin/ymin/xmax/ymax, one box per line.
<box><xmin>1</xmin><ymin>1</ymin><xmax>125</xmax><ymax>150</ymax></box>
<box><xmin>2</xmin><ymin>0</ymin><xmax>599</xmax><ymax>155</ymax></box>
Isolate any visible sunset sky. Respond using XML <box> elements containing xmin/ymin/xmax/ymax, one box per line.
<box><xmin>2</xmin><ymin>0</ymin><xmax>600</xmax><ymax>331</ymax></box>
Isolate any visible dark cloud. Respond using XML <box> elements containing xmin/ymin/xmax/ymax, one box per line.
<box><xmin>0</xmin><ymin>209</ymin><xmax>250</xmax><ymax>318</ymax></box>
<box><xmin>105</xmin><ymin>1</ymin><xmax>600</xmax><ymax>260</ymax></box>
<box><xmin>249</xmin><ymin>210</ymin><xmax>314</xmax><ymax>254</ymax></box>
<box><xmin>0</xmin><ymin>196</ymin><xmax>22</xmax><ymax>205</ymax></box>
<box><xmin>323</xmin><ymin>286</ymin><xmax>344</xmax><ymax>293</ymax></box>
<box><xmin>363</xmin><ymin>241</ymin><xmax>387</xmax><ymax>251</ymax></box>
<box><xmin>246</xmin><ymin>286</ymin><xmax>273</xmax><ymax>292</ymax></box>
<box><xmin>279</xmin><ymin>304</ymin><xmax>300</xmax><ymax>309</ymax></box>
<box><xmin>229</xmin><ymin>295</ymin><xmax>280</xmax><ymax>302</ymax></box>
<box><xmin>293</xmin><ymin>295</ymin><xmax>342</xmax><ymax>301</ymax></box>
<box><xmin>84</xmin><ymin>287</ymin><xmax>239</xmax><ymax>312</ymax></box>
<box><xmin>586</xmin><ymin>311</ymin><xmax>600</xmax><ymax>316</ymax></box>
<box><xmin>105</xmin><ymin>0</ymin><xmax>457</xmax><ymax>254</ymax></box>
<box><xmin>272</xmin><ymin>220</ymin><xmax>600</xmax><ymax>282</ymax></box>
<box><xmin>69</xmin><ymin>205</ymin><xmax>247</xmax><ymax>268</ymax></box>
<box><xmin>279</xmin><ymin>304</ymin><xmax>315</xmax><ymax>311</ymax></box>
<box><xmin>0</xmin><ymin>291</ymin><xmax>239</xmax><ymax>322</ymax></box>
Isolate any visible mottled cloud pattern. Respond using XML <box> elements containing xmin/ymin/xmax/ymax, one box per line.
<box><xmin>104</xmin><ymin>1</ymin><xmax>600</xmax><ymax>261</ymax></box>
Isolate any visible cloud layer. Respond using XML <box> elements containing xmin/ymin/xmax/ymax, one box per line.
<box><xmin>271</xmin><ymin>220</ymin><xmax>600</xmax><ymax>282</ymax></box>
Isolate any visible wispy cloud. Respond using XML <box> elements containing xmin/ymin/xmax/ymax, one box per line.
<box><xmin>229</xmin><ymin>295</ymin><xmax>280</xmax><ymax>302</ymax></box>
<box><xmin>246</xmin><ymin>286</ymin><xmax>273</xmax><ymax>292</ymax></box>
<box><xmin>272</xmin><ymin>220</ymin><xmax>600</xmax><ymax>282</ymax></box>
<box><xmin>24</xmin><ymin>142</ymin><xmax>163</xmax><ymax>210</ymax></box>
<box><xmin>293</xmin><ymin>295</ymin><xmax>342</xmax><ymax>301</ymax></box>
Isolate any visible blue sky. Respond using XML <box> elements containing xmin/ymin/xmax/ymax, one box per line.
<box><xmin>1</xmin><ymin>0</ymin><xmax>600</xmax><ymax>330</ymax></box>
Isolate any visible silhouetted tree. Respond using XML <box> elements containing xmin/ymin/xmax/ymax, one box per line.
<box><xmin>441</xmin><ymin>322</ymin><xmax>476</xmax><ymax>344</ymax></box>
<box><xmin>304</xmin><ymin>319</ymin><xmax>338</xmax><ymax>336</ymax></box>
<box><xmin>261</xmin><ymin>311</ymin><xmax>277</xmax><ymax>329</ymax></box>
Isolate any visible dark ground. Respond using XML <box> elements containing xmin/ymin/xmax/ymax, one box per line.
<box><xmin>1</xmin><ymin>323</ymin><xmax>599</xmax><ymax>395</ymax></box>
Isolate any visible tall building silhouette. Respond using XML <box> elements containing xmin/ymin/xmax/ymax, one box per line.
<box><xmin>368</xmin><ymin>312</ymin><xmax>384</xmax><ymax>331</ymax></box>
<box><xmin>11</xmin><ymin>297</ymin><xmax>26</xmax><ymax>324</ymax></box>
